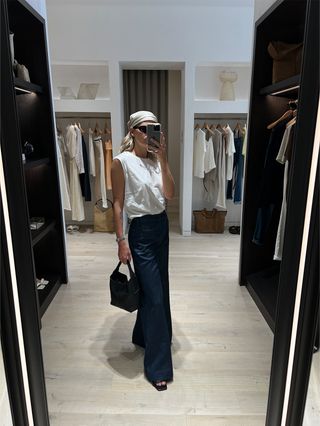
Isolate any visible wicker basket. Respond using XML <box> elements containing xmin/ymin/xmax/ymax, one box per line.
<box><xmin>193</xmin><ymin>209</ymin><xmax>227</xmax><ymax>233</ymax></box>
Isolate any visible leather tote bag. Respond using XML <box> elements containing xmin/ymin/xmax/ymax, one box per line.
<box><xmin>267</xmin><ymin>41</ymin><xmax>303</xmax><ymax>83</ymax></box>
<box><xmin>109</xmin><ymin>261</ymin><xmax>140</xmax><ymax>313</ymax></box>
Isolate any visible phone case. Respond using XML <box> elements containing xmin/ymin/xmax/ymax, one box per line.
<box><xmin>147</xmin><ymin>124</ymin><xmax>161</xmax><ymax>147</ymax></box>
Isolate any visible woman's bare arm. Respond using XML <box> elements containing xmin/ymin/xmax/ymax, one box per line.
<box><xmin>111</xmin><ymin>159</ymin><xmax>131</xmax><ymax>263</ymax></box>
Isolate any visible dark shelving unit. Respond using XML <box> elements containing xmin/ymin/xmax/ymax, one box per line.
<box><xmin>31</xmin><ymin>219</ymin><xmax>56</xmax><ymax>246</ymax></box>
<box><xmin>240</xmin><ymin>0</ymin><xmax>319</xmax><ymax>424</ymax></box>
<box><xmin>37</xmin><ymin>274</ymin><xmax>61</xmax><ymax>317</ymax></box>
<box><xmin>259</xmin><ymin>74</ymin><xmax>300</xmax><ymax>96</ymax></box>
<box><xmin>24</xmin><ymin>157</ymin><xmax>50</xmax><ymax>169</ymax></box>
<box><xmin>246</xmin><ymin>266</ymin><xmax>280</xmax><ymax>332</ymax></box>
<box><xmin>1</xmin><ymin>0</ymin><xmax>69</xmax><ymax>419</ymax></box>
<box><xmin>3</xmin><ymin>0</ymin><xmax>68</xmax><ymax>321</ymax></box>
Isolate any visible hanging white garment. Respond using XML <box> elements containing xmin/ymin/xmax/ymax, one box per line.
<box><xmin>274</xmin><ymin>124</ymin><xmax>294</xmax><ymax>260</ymax></box>
<box><xmin>65</xmin><ymin>125</ymin><xmax>85</xmax><ymax>221</ymax></box>
<box><xmin>204</xmin><ymin>135</ymin><xmax>216</xmax><ymax>174</ymax></box>
<box><xmin>225</xmin><ymin>125</ymin><xmax>236</xmax><ymax>180</ymax></box>
<box><xmin>93</xmin><ymin>135</ymin><xmax>108</xmax><ymax>208</ymax></box>
<box><xmin>75</xmin><ymin>125</ymin><xmax>85</xmax><ymax>174</ymax></box>
<box><xmin>56</xmin><ymin>135</ymin><xmax>71</xmax><ymax>211</ymax></box>
<box><xmin>215</xmin><ymin>130</ymin><xmax>227</xmax><ymax>210</ymax></box>
<box><xmin>203</xmin><ymin>129</ymin><xmax>226</xmax><ymax>210</ymax></box>
<box><xmin>88</xmin><ymin>128</ymin><xmax>96</xmax><ymax>177</ymax></box>
<box><xmin>193</xmin><ymin>128</ymin><xmax>206</xmax><ymax>178</ymax></box>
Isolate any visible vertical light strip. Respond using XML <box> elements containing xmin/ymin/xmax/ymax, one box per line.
<box><xmin>281</xmin><ymin>94</ymin><xmax>320</xmax><ymax>426</ymax></box>
<box><xmin>0</xmin><ymin>147</ymin><xmax>34</xmax><ymax>425</ymax></box>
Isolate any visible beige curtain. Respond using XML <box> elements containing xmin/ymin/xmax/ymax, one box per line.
<box><xmin>123</xmin><ymin>70</ymin><xmax>168</xmax><ymax>135</ymax></box>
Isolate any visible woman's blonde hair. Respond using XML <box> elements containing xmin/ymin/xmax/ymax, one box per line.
<box><xmin>119</xmin><ymin>132</ymin><xmax>135</xmax><ymax>153</ymax></box>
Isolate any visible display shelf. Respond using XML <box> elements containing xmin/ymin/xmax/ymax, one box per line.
<box><xmin>193</xmin><ymin>99</ymin><xmax>249</xmax><ymax>114</ymax></box>
<box><xmin>37</xmin><ymin>273</ymin><xmax>61</xmax><ymax>316</ymax></box>
<box><xmin>54</xmin><ymin>98</ymin><xmax>111</xmax><ymax>113</ymax></box>
<box><xmin>259</xmin><ymin>74</ymin><xmax>300</xmax><ymax>97</ymax></box>
<box><xmin>14</xmin><ymin>77</ymin><xmax>44</xmax><ymax>95</ymax></box>
<box><xmin>31</xmin><ymin>220</ymin><xmax>56</xmax><ymax>247</ymax></box>
<box><xmin>246</xmin><ymin>266</ymin><xmax>280</xmax><ymax>333</ymax></box>
<box><xmin>24</xmin><ymin>157</ymin><xmax>50</xmax><ymax>170</ymax></box>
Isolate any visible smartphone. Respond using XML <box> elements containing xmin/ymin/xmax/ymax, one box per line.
<box><xmin>146</xmin><ymin>123</ymin><xmax>161</xmax><ymax>148</ymax></box>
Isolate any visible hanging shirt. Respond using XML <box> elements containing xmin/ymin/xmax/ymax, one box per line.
<box><xmin>88</xmin><ymin>128</ymin><xmax>96</xmax><ymax>177</ymax></box>
<box><xmin>114</xmin><ymin>151</ymin><xmax>165</xmax><ymax>219</ymax></box>
<box><xmin>79</xmin><ymin>135</ymin><xmax>91</xmax><ymax>202</ymax></box>
<box><xmin>204</xmin><ymin>134</ymin><xmax>216</xmax><ymax>174</ymax></box>
<box><xmin>93</xmin><ymin>135</ymin><xmax>108</xmax><ymax>208</ymax></box>
<box><xmin>75</xmin><ymin>125</ymin><xmax>85</xmax><ymax>174</ymax></box>
<box><xmin>56</xmin><ymin>135</ymin><xmax>71</xmax><ymax>211</ymax></box>
<box><xmin>193</xmin><ymin>128</ymin><xmax>206</xmax><ymax>178</ymax></box>
<box><xmin>242</xmin><ymin>124</ymin><xmax>247</xmax><ymax>156</ymax></box>
<box><xmin>65</xmin><ymin>125</ymin><xmax>85</xmax><ymax>221</ymax></box>
<box><xmin>203</xmin><ymin>129</ymin><xmax>227</xmax><ymax>210</ymax></box>
<box><xmin>225</xmin><ymin>125</ymin><xmax>236</xmax><ymax>180</ymax></box>
<box><xmin>274</xmin><ymin>123</ymin><xmax>294</xmax><ymax>260</ymax></box>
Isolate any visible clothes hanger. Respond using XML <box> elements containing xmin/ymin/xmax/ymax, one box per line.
<box><xmin>286</xmin><ymin>110</ymin><xmax>297</xmax><ymax>128</ymax></box>
<box><xmin>209</xmin><ymin>124</ymin><xmax>216</xmax><ymax>130</ymax></box>
<box><xmin>94</xmin><ymin>122</ymin><xmax>102</xmax><ymax>135</ymax></box>
<box><xmin>78</xmin><ymin>122</ymin><xmax>85</xmax><ymax>134</ymax></box>
<box><xmin>105</xmin><ymin>122</ymin><xmax>112</xmax><ymax>135</ymax></box>
<box><xmin>204</xmin><ymin>122</ymin><xmax>214</xmax><ymax>135</ymax></box>
<box><xmin>267</xmin><ymin>109</ymin><xmax>293</xmax><ymax>130</ymax></box>
<box><xmin>194</xmin><ymin>123</ymin><xmax>200</xmax><ymax>130</ymax></box>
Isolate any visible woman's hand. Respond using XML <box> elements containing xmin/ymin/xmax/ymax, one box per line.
<box><xmin>118</xmin><ymin>240</ymin><xmax>132</xmax><ymax>264</ymax></box>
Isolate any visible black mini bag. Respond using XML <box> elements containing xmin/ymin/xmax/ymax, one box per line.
<box><xmin>109</xmin><ymin>261</ymin><xmax>140</xmax><ymax>312</ymax></box>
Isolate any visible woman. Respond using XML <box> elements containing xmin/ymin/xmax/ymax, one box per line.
<box><xmin>111</xmin><ymin>111</ymin><xmax>175</xmax><ymax>391</ymax></box>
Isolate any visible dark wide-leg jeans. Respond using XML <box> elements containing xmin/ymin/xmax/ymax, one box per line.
<box><xmin>128</xmin><ymin>211</ymin><xmax>173</xmax><ymax>382</ymax></box>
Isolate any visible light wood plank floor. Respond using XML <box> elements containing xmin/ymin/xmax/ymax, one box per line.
<box><xmin>41</xmin><ymin>217</ymin><xmax>275</xmax><ymax>425</ymax></box>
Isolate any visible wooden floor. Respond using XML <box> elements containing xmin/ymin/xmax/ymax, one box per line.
<box><xmin>40</xmin><ymin>217</ymin><xmax>317</xmax><ymax>425</ymax></box>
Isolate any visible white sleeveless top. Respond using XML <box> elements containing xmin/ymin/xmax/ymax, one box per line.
<box><xmin>114</xmin><ymin>151</ymin><xmax>165</xmax><ymax>219</ymax></box>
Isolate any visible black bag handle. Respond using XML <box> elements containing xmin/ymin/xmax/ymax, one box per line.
<box><xmin>115</xmin><ymin>261</ymin><xmax>135</xmax><ymax>278</ymax></box>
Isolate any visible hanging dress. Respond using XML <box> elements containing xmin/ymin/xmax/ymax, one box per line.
<box><xmin>93</xmin><ymin>134</ymin><xmax>108</xmax><ymax>208</ymax></box>
<box><xmin>104</xmin><ymin>138</ymin><xmax>113</xmax><ymax>190</ymax></box>
<box><xmin>56</xmin><ymin>134</ymin><xmax>71</xmax><ymax>211</ymax></box>
<box><xmin>65</xmin><ymin>125</ymin><xmax>85</xmax><ymax>221</ymax></box>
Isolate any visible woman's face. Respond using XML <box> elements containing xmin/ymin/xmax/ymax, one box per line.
<box><xmin>131</xmin><ymin>121</ymin><xmax>155</xmax><ymax>150</ymax></box>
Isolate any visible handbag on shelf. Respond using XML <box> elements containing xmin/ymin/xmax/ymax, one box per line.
<box><xmin>93</xmin><ymin>198</ymin><xmax>114</xmax><ymax>232</ymax></box>
<box><xmin>267</xmin><ymin>41</ymin><xmax>303</xmax><ymax>83</ymax></box>
<box><xmin>109</xmin><ymin>261</ymin><xmax>140</xmax><ymax>313</ymax></box>
<box><xmin>16</xmin><ymin>63</ymin><xmax>31</xmax><ymax>82</ymax></box>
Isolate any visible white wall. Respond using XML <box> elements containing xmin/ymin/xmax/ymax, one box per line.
<box><xmin>168</xmin><ymin>70</ymin><xmax>182</xmax><ymax>202</ymax></box>
<box><xmin>46</xmin><ymin>0</ymin><xmax>255</xmax><ymax>234</ymax></box>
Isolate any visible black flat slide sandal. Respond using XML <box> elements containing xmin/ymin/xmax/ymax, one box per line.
<box><xmin>152</xmin><ymin>381</ymin><xmax>167</xmax><ymax>391</ymax></box>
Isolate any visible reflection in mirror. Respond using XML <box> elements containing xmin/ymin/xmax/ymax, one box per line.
<box><xmin>0</xmin><ymin>343</ymin><xmax>13</xmax><ymax>426</ymax></box>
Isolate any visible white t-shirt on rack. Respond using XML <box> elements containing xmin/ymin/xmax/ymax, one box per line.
<box><xmin>193</xmin><ymin>128</ymin><xmax>206</xmax><ymax>178</ymax></box>
<box><xmin>114</xmin><ymin>151</ymin><xmax>165</xmax><ymax>219</ymax></box>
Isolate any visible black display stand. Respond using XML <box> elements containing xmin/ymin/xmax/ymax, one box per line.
<box><xmin>240</xmin><ymin>0</ymin><xmax>319</xmax><ymax>425</ymax></box>
<box><xmin>1</xmin><ymin>0</ymin><xmax>68</xmax><ymax>424</ymax></box>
